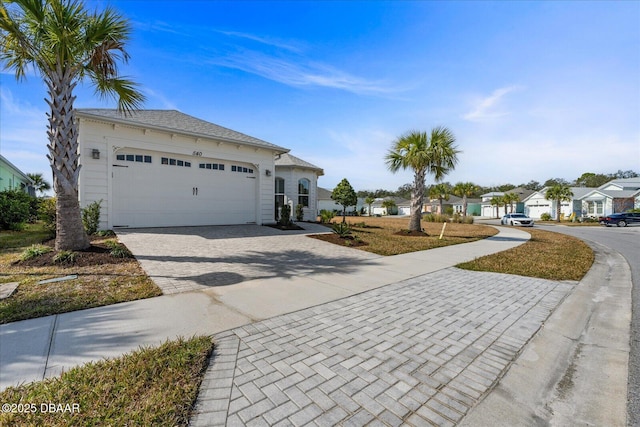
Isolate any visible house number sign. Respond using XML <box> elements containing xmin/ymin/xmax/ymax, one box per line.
<box><xmin>192</xmin><ymin>151</ymin><xmax>203</xmax><ymax>156</ymax></box>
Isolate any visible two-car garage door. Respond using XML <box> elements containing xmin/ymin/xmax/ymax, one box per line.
<box><xmin>112</xmin><ymin>149</ymin><xmax>257</xmax><ymax>228</ymax></box>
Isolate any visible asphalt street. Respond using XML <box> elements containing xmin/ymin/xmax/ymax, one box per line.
<box><xmin>537</xmin><ymin>224</ymin><xmax>640</xmax><ymax>426</ymax></box>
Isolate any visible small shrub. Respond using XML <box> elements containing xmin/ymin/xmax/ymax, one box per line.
<box><xmin>319</xmin><ymin>209</ymin><xmax>335</xmax><ymax>224</ymax></box>
<box><xmin>20</xmin><ymin>244</ymin><xmax>53</xmax><ymax>261</ymax></box>
<box><xmin>39</xmin><ymin>197</ymin><xmax>57</xmax><ymax>233</ymax></box>
<box><xmin>82</xmin><ymin>200</ymin><xmax>102</xmax><ymax>235</ymax></box>
<box><xmin>104</xmin><ymin>239</ymin><xmax>132</xmax><ymax>258</ymax></box>
<box><xmin>331</xmin><ymin>222</ymin><xmax>352</xmax><ymax>238</ymax></box>
<box><xmin>540</xmin><ymin>212</ymin><xmax>552</xmax><ymax>221</ymax></box>
<box><xmin>95</xmin><ymin>229</ymin><xmax>115</xmax><ymax>237</ymax></box>
<box><xmin>423</xmin><ymin>213</ymin><xmax>449</xmax><ymax>223</ymax></box>
<box><xmin>295</xmin><ymin>204</ymin><xmax>304</xmax><ymax>222</ymax></box>
<box><xmin>279</xmin><ymin>205</ymin><xmax>292</xmax><ymax>226</ymax></box>
<box><xmin>0</xmin><ymin>189</ymin><xmax>32</xmax><ymax>231</ymax></box>
<box><xmin>53</xmin><ymin>250</ymin><xmax>77</xmax><ymax>264</ymax></box>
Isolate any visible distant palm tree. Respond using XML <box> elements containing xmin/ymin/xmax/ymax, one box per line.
<box><xmin>1</xmin><ymin>0</ymin><xmax>145</xmax><ymax>250</ymax></box>
<box><xmin>490</xmin><ymin>196</ymin><xmax>505</xmax><ymax>219</ymax></box>
<box><xmin>429</xmin><ymin>183</ymin><xmax>451</xmax><ymax>215</ymax></box>
<box><xmin>27</xmin><ymin>173</ymin><xmax>52</xmax><ymax>196</ymax></box>
<box><xmin>385</xmin><ymin>127</ymin><xmax>460</xmax><ymax>232</ymax></box>
<box><xmin>503</xmin><ymin>192</ymin><xmax>520</xmax><ymax>213</ymax></box>
<box><xmin>545</xmin><ymin>184</ymin><xmax>573</xmax><ymax>222</ymax></box>
<box><xmin>381</xmin><ymin>199</ymin><xmax>397</xmax><ymax>216</ymax></box>
<box><xmin>364</xmin><ymin>196</ymin><xmax>375</xmax><ymax>216</ymax></box>
<box><xmin>452</xmin><ymin>182</ymin><xmax>478</xmax><ymax>217</ymax></box>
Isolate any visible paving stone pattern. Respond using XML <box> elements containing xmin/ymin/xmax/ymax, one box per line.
<box><xmin>190</xmin><ymin>268</ymin><xmax>574</xmax><ymax>426</ymax></box>
<box><xmin>117</xmin><ymin>224</ymin><xmax>377</xmax><ymax>294</ymax></box>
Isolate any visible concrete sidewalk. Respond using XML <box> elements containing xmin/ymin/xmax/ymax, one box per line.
<box><xmin>0</xmin><ymin>226</ymin><xmax>631</xmax><ymax>426</ymax></box>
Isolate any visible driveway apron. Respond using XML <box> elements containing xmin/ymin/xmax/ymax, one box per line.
<box><xmin>117</xmin><ymin>224</ymin><xmax>379</xmax><ymax>295</ymax></box>
<box><xmin>189</xmin><ymin>268</ymin><xmax>573</xmax><ymax>426</ymax></box>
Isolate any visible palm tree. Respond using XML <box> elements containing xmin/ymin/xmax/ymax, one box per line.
<box><xmin>490</xmin><ymin>196</ymin><xmax>505</xmax><ymax>219</ymax></box>
<box><xmin>452</xmin><ymin>182</ymin><xmax>478</xmax><ymax>217</ymax></box>
<box><xmin>429</xmin><ymin>183</ymin><xmax>451</xmax><ymax>215</ymax></box>
<box><xmin>381</xmin><ymin>198</ymin><xmax>397</xmax><ymax>215</ymax></box>
<box><xmin>1</xmin><ymin>0</ymin><xmax>145</xmax><ymax>250</ymax></box>
<box><xmin>503</xmin><ymin>192</ymin><xmax>520</xmax><ymax>213</ymax></box>
<box><xmin>364</xmin><ymin>196</ymin><xmax>375</xmax><ymax>216</ymax></box>
<box><xmin>545</xmin><ymin>184</ymin><xmax>573</xmax><ymax>222</ymax></box>
<box><xmin>385</xmin><ymin>127</ymin><xmax>460</xmax><ymax>232</ymax></box>
<box><xmin>27</xmin><ymin>172</ymin><xmax>51</xmax><ymax>196</ymax></box>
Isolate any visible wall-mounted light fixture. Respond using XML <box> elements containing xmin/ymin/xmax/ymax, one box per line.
<box><xmin>91</xmin><ymin>149</ymin><xmax>100</xmax><ymax>160</ymax></box>
<box><xmin>265</xmin><ymin>169</ymin><xmax>272</xmax><ymax>177</ymax></box>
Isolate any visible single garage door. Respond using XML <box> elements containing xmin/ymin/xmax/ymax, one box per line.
<box><xmin>112</xmin><ymin>149</ymin><xmax>257</xmax><ymax>228</ymax></box>
<box><xmin>526</xmin><ymin>204</ymin><xmax>550</xmax><ymax>219</ymax></box>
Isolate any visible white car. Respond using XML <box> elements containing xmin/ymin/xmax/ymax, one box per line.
<box><xmin>501</xmin><ymin>213</ymin><xmax>534</xmax><ymax>227</ymax></box>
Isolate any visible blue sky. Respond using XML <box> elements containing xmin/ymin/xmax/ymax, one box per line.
<box><xmin>1</xmin><ymin>0</ymin><xmax>639</xmax><ymax>194</ymax></box>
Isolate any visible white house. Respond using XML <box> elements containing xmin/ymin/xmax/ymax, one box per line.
<box><xmin>76</xmin><ymin>109</ymin><xmax>321</xmax><ymax>229</ymax></box>
<box><xmin>523</xmin><ymin>187</ymin><xmax>595</xmax><ymax>220</ymax></box>
<box><xmin>579</xmin><ymin>178</ymin><xmax>640</xmax><ymax>217</ymax></box>
<box><xmin>371</xmin><ymin>197</ymin><xmax>411</xmax><ymax>216</ymax></box>
<box><xmin>274</xmin><ymin>153</ymin><xmax>323</xmax><ymax>222</ymax></box>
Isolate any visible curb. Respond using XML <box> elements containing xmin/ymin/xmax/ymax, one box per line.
<box><xmin>459</xmin><ymin>241</ymin><xmax>631</xmax><ymax>426</ymax></box>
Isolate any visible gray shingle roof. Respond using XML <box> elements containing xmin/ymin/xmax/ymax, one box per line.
<box><xmin>275</xmin><ymin>153</ymin><xmax>324</xmax><ymax>175</ymax></box>
<box><xmin>76</xmin><ymin>109</ymin><xmax>288</xmax><ymax>153</ymax></box>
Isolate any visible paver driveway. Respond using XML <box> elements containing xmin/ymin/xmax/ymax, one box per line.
<box><xmin>190</xmin><ymin>268</ymin><xmax>574</xmax><ymax>426</ymax></box>
<box><xmin>117</xmin><ymin>224</ymin><xmax>378</xmax><ymax>294</ymax></box>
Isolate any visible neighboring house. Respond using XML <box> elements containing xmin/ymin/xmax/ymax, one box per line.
<box><xmin>450</xmin><ymin>197</ymin><xmax>482</xmax><ymax>216</ymax></box>
<box><xmin>316</xmin><ymin>187</ymin><xmax>340</xmax><ymax>214</ymax></box>
<box><xmin>371</xmin><ymin>197</ymin><xmax>410</xmax><ymax>216</ymax></box>
<box><xmin>480</xmin><ymin>188</ymin><xmax>535</xmax><ymax>217</ymax></box>
<box><xmin>0</xmin><ymin>154</ymin><xmax>35</xmax><ymax>196</ymax></box>
<box><xmin>274</xmin><ymin>153</ymin><xmax>324</xmax><ymax>222</ymax></box>
<box><xmin>523</xmin><ymin>187</ymin><xmax>595</xmax><ymax>219</ymax></box>
<box><xmin>316</xmin><ymin>187</ymin><xmax>364</xmax><ymax>215</ymax></box>
<box><xmin>579</xmin><ymin>178</ymin><xmax>640</xmax><ymax>217</ymax></box>
<box><xmin>76</xmin><ymin>109</ymin><xmax>321</xmax><ymax>228</ymax></box>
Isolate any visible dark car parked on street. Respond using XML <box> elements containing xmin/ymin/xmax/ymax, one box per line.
<box><xmin>599</xmin><ymin>212</ymin><xmax>640</xmax><ymax>227</ymax></box>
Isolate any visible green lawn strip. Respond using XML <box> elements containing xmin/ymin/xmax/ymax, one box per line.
<box><xmin>0</xmin><ymin>275</ymin><xmax>161</xmax><ymax>324</ymax></box>
<box><xmin>0</xmin><ymin>336</ymin><xmax>214</xmax><ymax>427</ymax></box>
<box><xmin>457</xmin><ymin>228</ymin><xmax>594</xmax><ymax>281</ymax></box>
<box><xmin>0</xmin><ymin>223</ymin><xmax>53</xmax><ymax>249</ymax></box>
<box><xmin>1</xmin><ymin>222</ymin><xmax>162</xmax><ymax>324</ymax></box>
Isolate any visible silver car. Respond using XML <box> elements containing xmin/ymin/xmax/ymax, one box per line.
<box><xmin>501</xmin><ymin>213</ymin><xmax>535</xmax><ymax>227</ymax></box>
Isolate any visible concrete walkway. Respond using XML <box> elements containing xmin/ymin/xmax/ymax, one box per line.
<box><xmin>0</xmin><ymin>225</ymin><xmax>631</xmax><ymax>426</ymax></box>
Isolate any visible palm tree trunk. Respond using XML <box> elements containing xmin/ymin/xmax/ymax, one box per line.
<box><xmin>409</xmin><ymin>169</ymin><xmax>425</xmax><ymax>232</ymax></box>
<box><xmin>46</xmin><ymin>65</ymin><xmax>90</xmax><ymax>250</ymax></box>
<box><xmin>462</xmin><ymin>195</ymin><xmax>468</xmax><ymax>217</ymax></box>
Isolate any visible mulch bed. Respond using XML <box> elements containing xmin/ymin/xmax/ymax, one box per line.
<box><xmin>265</xmin><ymin>223</ymin><xmax>305</xmax><ymax>231</ymax></box>
<box><xmin>393</xmin><ymin>230</ymin><xmax>429</xmax><ymax>237</ymax></box>
<box><xmin>13</xmin><ymin>238</ymin><xmax>131</xmax><ymax>268</ymax></box>
<box><xmin>309</xmin><ymin>234</ymin><xmax>368</xmax><ymax>248</ymax></box>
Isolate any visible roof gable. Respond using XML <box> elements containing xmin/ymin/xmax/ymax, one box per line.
<box><xmin>275</xmin><ymin>153</ymin><xmax>324</xmax><ymax>175</ymax></box>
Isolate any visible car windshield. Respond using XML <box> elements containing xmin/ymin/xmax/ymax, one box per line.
<box><xmin>511</xmin><ymin>214</ymin><xmax>526</xmax><ymax>218</ymax></box>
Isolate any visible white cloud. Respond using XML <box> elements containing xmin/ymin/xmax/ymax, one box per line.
<box><xmin>142</xmin><ymin>87</ymin><xmax>179</xmax><ymax>110</ymax></box>
<box><xmin>302</xmin><ymin>128</ymin><xmax>412</xmax><ymax>191</ymax></box>
<box><xmin>210</xmin><ymin>50</ymin><xmax>395</xmax><ymax>96</ymax></box>
<box><xmin>463</xmin><ymin>85</ymin><xmax>524</xmax><ymax>122</ymax></box>
<box><xmin>217</xmin><ymin>30</ymin><xmax>305</xmax><ymax>53</ymax></box>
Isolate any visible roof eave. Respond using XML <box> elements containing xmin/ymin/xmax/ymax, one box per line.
<box><xmin>76</xmin><ymin>110</ymin><xmax>290</xmax><ymax>154</ymax></box>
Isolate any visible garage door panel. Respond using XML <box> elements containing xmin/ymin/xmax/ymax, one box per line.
<box><xmin>112</xmin><ymin>150</ymin><xmax>257</xmax><ymax>228</ymax></box>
